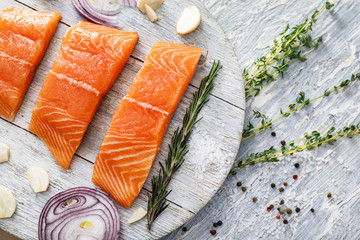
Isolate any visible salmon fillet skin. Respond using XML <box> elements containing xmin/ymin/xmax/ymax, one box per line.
<box><xmin>92</xmin><ymin>41</ymin><xmax>203</xmax><ymax>208</ymax></box>
<box><xmin>0</xmin><ymin>7</ymin><xmax>61</xmax><ymax>121</ymax></box>
<box><xmin>29</xmin><ymin>21</ymin><xmax>139</xmax><ymax>169</ymax></box>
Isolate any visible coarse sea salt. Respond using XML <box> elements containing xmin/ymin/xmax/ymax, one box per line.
<box><xmin>183</xmin><ymin>129</ymin><xmax>234</xmax><ymax>180</ymax></box>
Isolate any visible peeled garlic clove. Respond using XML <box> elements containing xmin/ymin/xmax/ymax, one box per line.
<box><xmin>146</xmin><ymin>0</ymin><xmax>164</xmax><ymax>11</ymax></box>
<box><xmin>177</xmin><ymin>6</ymin><xmax>201</xmax><ymax>35</ymax></box>
<box><xmin>127</xmin><ymin>207</ymin><xmax>147</xmax><ymax>224</ymax></box>
<box><xmin>145</xmin><ymin>4</ymin><xmax>158</xmax><ymax>23</ymax></box>
<box><xmin>137</xmin><ymin>0</ymin><xmax>164</xmax><ymax>13</ymax></box>
<box><xmin>0</xmin><ymin>143</ymin><xmax>10</xmax><ymax>163</ymax></box>
<box><xmin>27</xmin><ymin>167</ymin><xmax>50</xmax><ymax>193</ymax></box>
<box><xmin>137</xmin><ymin>0</ymin><xmax>147</xmax><ymax>13</ymax></box>
<box><xmin>0</xmin><ymin>187</ymin><xmax>16</xmax><ymax>218</ymax></box>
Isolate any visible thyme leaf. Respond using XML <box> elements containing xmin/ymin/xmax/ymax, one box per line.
<box><xmin>231</xmin><ymin>122</ymin><xmax>360</xmax><ymax>174</ymax></box>
<box><xmin>244</xmin><ymin>1</ymin><xmax>334</xmax><ymax>99</ymax></box>
<box><xmin>242</xmin><ymin>73</ymin><xmax>360</xmax><ymax>140</ymax></box>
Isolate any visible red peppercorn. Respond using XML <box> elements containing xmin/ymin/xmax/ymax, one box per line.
<box><xmin>276</xmin><ymin>215</ymin><xmax>280</xmax><ymax>219</ymax></box>
<box><xmin>210</xmin><ymin>230</ymin><xmax>216</xmax><ymax>235</ymax></box>
<box><xmin>293</xmin><ymin>175</ymin><xmax>298</xmax><ymax>180</ymax></box>
<box><xmin>267</xmin><ymin>207</ymin><xmax>272</xmax><ymax>212</ymax></box>
<box><xmin>289</xmin><ymin>104</ymin><xmax>293</xmax><ymax>108</ymax></box>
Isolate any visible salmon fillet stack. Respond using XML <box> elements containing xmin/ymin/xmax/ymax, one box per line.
<box><xmin>92</xmin><ymin>41</ymin><xmax>203</xmax><ymax>208</ymax></box>
<box><xmin>29</xmin><ymin>21</ymin><xmax>138</xmax><ymax>169</ymax></box>
<box><xmin>0</xmin><ymin>7</ymin><xmax>61</xmax><ymax>120</ymax></box>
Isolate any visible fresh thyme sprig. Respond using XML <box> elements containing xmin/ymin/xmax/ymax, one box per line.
<box><xmin>147</xmin><ymin>61</ymin><xmax>222</xmax><ymax>231</ymax></box>
<box><xmin>244</xmin><ymin>1</ymin><xmax>334</xmax><ymax>98</ymax></box>
<box><xmin>242</xmin><ymin>73</ymin><xmax>360</xmax><ymax>140</ymax></box>
<box><xmin>231</xmin><ymin>122</ymin><xmax>360</xmax><ymax>174</ymax></box>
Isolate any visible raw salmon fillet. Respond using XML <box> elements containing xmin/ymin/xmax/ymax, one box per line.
<box><xmin>0</xmin><ymin>7</ymin><xmax>61</xmax><ymax>121</ymax></box>
<box><xmin>92</xmin><ymin>41</ymin><xmax>202</xmax><ymax>208</ymax></box>
<box><xmin>29</xmin><ymin>21</ymin><xmax>138</xmax><ymax>169</ymax></box>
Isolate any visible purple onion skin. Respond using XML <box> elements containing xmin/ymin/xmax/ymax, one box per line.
<box><xmin>38</xmin><ymin>187</ymin><xmax>120</xmax><ymax>240</ymax></box>
<box><xmin>72</xmin><ymin>0</ymin><xmax>137</xmax><ymax>27</ymax></box>
<box><xmin>124</xmin><ymin>0</ymin><xmax>137</xmax><ymax>7</ymax></box>
<box><xmin>72</xmin><ymin>0</ymin><xmax>119</xmax><ymax>27</ymax></box>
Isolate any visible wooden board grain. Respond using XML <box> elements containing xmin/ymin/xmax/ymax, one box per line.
<box><xmin>0</xmin><ymin>0</ymin><xmax>245</xmax><ymax>239</ymax></box>
<box><xmin>164</xmin><ymin>0</ymin><xmax>360</xmax><ymax>239</ymax></box>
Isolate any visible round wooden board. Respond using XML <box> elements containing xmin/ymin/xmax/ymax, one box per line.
<box><xmin>0</xmin><ymin>0</ymin><xmax>245</xmax><ymax>239</ymax></box>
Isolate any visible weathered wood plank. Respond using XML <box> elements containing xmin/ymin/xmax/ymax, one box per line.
<box><xmin>0</xmin><ymin>0</ymin><xmax>245</xmax><ymax>239</ymax></box>
<box><xmin>164</xmin><ymin>0</ymin><xmax>360</xmax><ymax>239</ymax></box>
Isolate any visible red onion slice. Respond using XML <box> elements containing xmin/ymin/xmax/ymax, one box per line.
<box><xmin>72</xmin><ymin>0</ymin><xmax>137</xmax><ymax>28</ymax></box>
<box><xmin>38</xmin><ymin>187</ymin><xmax>120</xmax><ymax>240</ymax></box>
<box><xmin>72</xmin><ymin>0</ymin><xmax>119</xmax><ymax>27</ymax></box>
<box><xmin>88</xmin><ymin>0</ymin><xmax>137</xmax><ymax>16</ymax></box>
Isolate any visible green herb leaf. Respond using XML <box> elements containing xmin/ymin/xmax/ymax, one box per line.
<box><xmin>243</xmin><ymin>2</ymin><xmax>333</xmax><ymax>99</ymax></box>
<box><xmin>232</xmin><ymin>123</ymin><xmax>360</xmax><ymax>172</ymax></box>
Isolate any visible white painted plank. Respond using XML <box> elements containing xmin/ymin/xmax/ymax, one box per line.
<box><xmin>165</xmin><ymin>0</ymin><xmax>360</xmax><ymax>239</ymax></box>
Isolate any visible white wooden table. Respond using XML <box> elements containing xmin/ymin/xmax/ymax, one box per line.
<box><xmin>0</xmin><ymin>0</ymin><xmax>245</xmax><ymax>239</ymax></box>
<box><xmin>164</xmin><ymin>0</ymin><xmax>360</xmax><ymax>239</ymax></box>
<box><xmin>1</xmin><ymin>0</ymin><xmax>360</xmax><ymax>239</ymax></box>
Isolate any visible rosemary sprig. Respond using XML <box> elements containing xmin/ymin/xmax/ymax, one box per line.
<box><xmin>147</xmin><ymin>61</ymin><xmax>222</xmax><ymax>231</ymax></box>
<box><xmin>244</xmin><ymin>1</ymin><xmax>334</xmax><ymax>98</ymax></box>
<box><xmin>242</xmin><ymin>73</ymin><xmax>360</xmax><ymax>140</ymax></box>
<box><xmin>231</xmin><ymin>123</ymin><xmax>360</xmax><ymax>174</ymax></box>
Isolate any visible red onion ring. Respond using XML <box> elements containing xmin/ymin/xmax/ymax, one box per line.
<box><xmin>38</xmin><ymin>187</ymin><xmax>120</xmax><ymax>240</ymax></box>
<box><xmin>72</xmin><ymin>0</ymin><xmax>119</xmax><ymax>27</ymax></box>
<box><xmin>88</xmin><ymin>0</ymin><xmax>137</xmax><ymax>16</ymax></box>
<box><xmin>72</xmin><ymin>0</ymin><xmax>137</xmax><ymax>28</ymax></box>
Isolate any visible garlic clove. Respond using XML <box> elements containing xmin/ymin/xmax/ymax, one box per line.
<box><xmin>176</xmin><ymin>6</ymin><xmax>201</xmax><ymax>35</ymax></box>
<box><xmin>27</xmin><ymin>167</ymin><xmax>50</xmax><ymax>193</ymax></box>
<box><xmin>137</xmin><ymin>0</ymin><xmax>147</xmax><ymax>13</ymax></box>
<box><xmin>127</xmin><ymin>207</ymin><xmax>147</xmax><ymax>224</ymax></box>
<box><xmin>147</xmin><ymin>0</ymin><xmax>164</xmax><ymax>11</ymax></box>
<box><xmin>0</xmin><ymin>143</ymin><xmax>10</xmax><ymax>163</ymax></box>
<box><xmin>137</xmin><ymin>0</ymin><xmax>164</xmax><ymax>13</ymax></box>
<box><xmin>0</xmin><ymin>187</ymin><xmax>16</xmax><ymax>218</ymax></box>
<box><xmin>145</xmin><ymin>4</ymin><xmax>158</xmax><ymax>23</ymax></box>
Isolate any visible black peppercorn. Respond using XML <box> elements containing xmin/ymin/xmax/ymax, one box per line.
<box><xmin>236</xmin><ymin>182</ymin><xmax>242</xmax><ymax>187</ymax></box>
<box><xmin>283</xmin><ymin>182</ymin><xmax>288</xmax><ymax>187</ymax></box>
<box><xmin>281</xmin><ymin>140</ymin><xmax>286</xmax><ymax>146</ymax></box>
<box><xmin>280</xmin><ymin>199</ymin><xmax>284</xmax><ymax>205</ymax></box>
<box><xmin>295</xmin><ymin>207</ymin><xmax>300</xmax><ymax>213</ymax></box>
<box><xmin>252</xmin><ymin>197</ymin><xmax>258</xmax><ymax>203</ymax></box>
<box><xmin>279</xmin><ymin>187</ymin><xmax>284</xmax><ymax>192</ymax></box>
<box><xmin>327</xmin><ymin>192</ymin><xmax>332</xmax><ymax>198</ymax></box>
<box><xmin>294</xmin><ymin>163</ymin><xmax>300</xmax><ymax>168</ymax></box>
<box><xmin>269</xmin><ymin>205</ymin><xmax>274</xmax><ymax>210</ymax></box>
<box><xmin>271</xmin><ymin>132</ymin><xmax>276</xmax><ymax>137</ymax></box>
<box><xmin>287</xmin><ymin>209</ymin><xmax>292</xmax><ymax>214</ymax></box>
<box><xmin>217</xmin><ymin>221</ymin><xmax>223</xmax><ymax>226</ymax></box>
<box><xmin>283</xmin><ymin>219</ymin><xmax>288</xmax><ymax>224</ymax></box>
<box><xmin>271</xmin><ymin>183</ymin><xmax>276</xmax><ymax>188</ymax></box>
<box><xmin>182</xmin><ymin>227</ymin><xmax>187</xmax><ymax>232</ymax></box>
<box><xmin>242</xmin><ymin>187</ymin><xmax>247</xmax><ymax>192</ymax></box>
<box><xmin>311</xmin><ymin>208</ymin><xmax>315</xmax><ymax>213</ymax></box>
